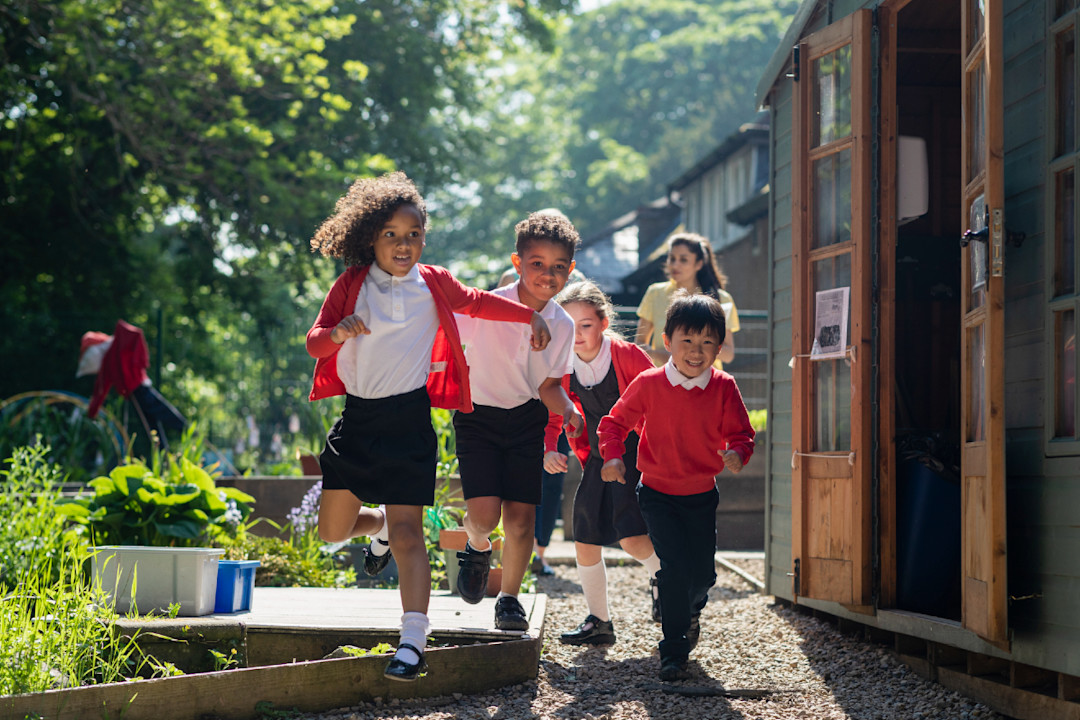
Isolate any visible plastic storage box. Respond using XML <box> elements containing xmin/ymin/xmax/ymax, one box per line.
<box><xmin>91</xmin><ymin>546</ymin><xmax>225</xmax><ymax>616</ymax></box>
<box><xmin>214</xmin><ymin>560</ymin><xmax>260</xmax><ymax>613</ymax></box>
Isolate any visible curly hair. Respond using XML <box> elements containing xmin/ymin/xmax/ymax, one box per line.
<box><xmin>310</xmin><ymin>171</ymin><xmax>428</xmax><ymax>267</ymax></box>
<box><xmin>667</xmin><ymin>233</ymin><xmax>728</xmax><ymax>297</ymax></box>
<box><xmin>514</xmin><ymin>210</ymin><xmax>580</xmax><ymax>257</ymax></box>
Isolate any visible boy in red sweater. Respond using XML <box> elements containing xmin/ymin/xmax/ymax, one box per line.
<box><xmin>598</xmin><ymin>291</ymin><xmax>754</xmax><ymax>681</ymax></box>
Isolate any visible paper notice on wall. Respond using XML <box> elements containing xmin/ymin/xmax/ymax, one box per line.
<box><xmin>811</xmin><ymin>287</ymin><xmax>849</xmax><ymax>359</ymax></box>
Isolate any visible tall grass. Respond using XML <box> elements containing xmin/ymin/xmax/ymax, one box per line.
<box><xmin>0</xmin><ymin>444</ymin><xmax>153</xmax><ymax>694</ymax></box>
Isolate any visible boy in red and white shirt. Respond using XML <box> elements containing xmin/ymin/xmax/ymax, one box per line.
<box><xmin>598</xmin><ymin>291</ymin><xmax>754</xmax><ymax>682</ymax></box>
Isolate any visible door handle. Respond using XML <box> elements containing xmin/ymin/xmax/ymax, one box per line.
<box><xmin>960</xmin><ymin>227</ymin><xmax>989</xmax><ymax>247</ymax></box>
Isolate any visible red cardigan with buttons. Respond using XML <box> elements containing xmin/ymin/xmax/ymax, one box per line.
<box><xmin>307</xmin><ymin>264</ymin><xmax>534</xmax><ymax>412</ymax></box>
<box><xmin>543</xmin><ymin>337</ymin><xmax>653</xmax><ymax>467</ymax></box>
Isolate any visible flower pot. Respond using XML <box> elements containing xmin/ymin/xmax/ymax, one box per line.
<box><xmin>486</xmin><ymin>566</ymin><xmax>503</xmax><ymax>597</ymax></box>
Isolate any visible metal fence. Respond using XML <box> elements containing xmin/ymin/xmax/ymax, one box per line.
<box><xmin>612</xmin><ymin>307</ymin><xmax>768</xmax><ymax>410</ymax></box>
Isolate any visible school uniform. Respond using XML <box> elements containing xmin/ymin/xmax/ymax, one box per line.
<box><xmin>597</xmin><ymin>362</ymin><xmax>754</xmax><ymax>665</ymax></box>
<box><xmin>307</xmin><ymin>264</ymin><xmax>535</xmax><ymax>506</ymax></box>
<box><xmin>544</xmin><ymin>336</ymin><xmax>653</xmax><ymax>545</ymax></box>
<box><xmin>453</xmin><ymin>280</ymin><xmax>575</xmax><ymax>504</ymax></box>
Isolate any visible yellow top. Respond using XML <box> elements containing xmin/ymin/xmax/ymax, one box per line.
<box><xmin>635</xmin><ymin>279</ymin><xmax>740</xmax><ymax>370</ymax></box>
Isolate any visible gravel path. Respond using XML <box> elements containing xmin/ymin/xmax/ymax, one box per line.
<box><xmin>304</xmin><ymin>559</ymin><xmax>1008</xmax><ymax>720</ymax></box>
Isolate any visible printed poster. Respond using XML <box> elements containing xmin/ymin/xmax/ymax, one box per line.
<box><xmin>811</xmin><ymin>287</ymin><xmax>849</xmax><ymax>359</ymax></box>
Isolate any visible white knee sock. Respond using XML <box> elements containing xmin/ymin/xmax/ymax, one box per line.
<box><xmin>395</xmin><ymin>611</ymin><xmax>429</xmax><ymax>664</ymax></box>
<box><xmin>577</xmin><ymin>560</ymin><xmax>609</xmax><ymax>622</ymax></box>
<box><xmin>639</xmin><ymin>551</ymin><xmax>661</xmax><ymax>580</ymax></box>
<box><xmin>370</xmin><ymin>505</ymin><xmax>390</xmax><ymax>556</ymax></box>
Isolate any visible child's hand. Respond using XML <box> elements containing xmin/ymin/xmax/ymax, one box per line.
<box><xmin>331</xmin><ymin>314</ymin><xmax>370</xmax><ymax>343</ymax></box>
<box><xmin>601</xmin><ymin>458</ymin><xmax>626</xmax><ymax>484</ymax></box>
<box><xmin>544</xmin><ymin>451</ymin><xmax>569</xmax><ymax>474</ymax></box>
<box><xmin>529</xmin><ymin>312</ymin><xmax>552</xmax><ymax>351</ymax></box>
<box><xmin>564</xmin><ymin>409</ymin><xmax>585</xmax><ymax>439</ymax></box>
<box><xmin>720</xmin><ymin>448</ymin><xmax>743</xmax><ymax>473</ymax></box>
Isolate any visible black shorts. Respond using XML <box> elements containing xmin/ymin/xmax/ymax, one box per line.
<box><xmin>572</xmin><ymin>438</ymin><xmax>648</xmax><ymax>546</ymax></box>
<box><xmin>453</xmin><ymin>399</ymin><xmax>547</xmax><ymax>504</ymax></box>
<box><xmin>319</xmin><ymin>388</ymin><xmax>436</xmax><ymax>506</ymax></box>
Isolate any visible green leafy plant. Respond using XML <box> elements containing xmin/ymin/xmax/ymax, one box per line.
<box><xmin>431</xmin><ymin>408</ymin><xmax>459</xmax><ymax>478</ymax></box>
<box><xmin>747</xmin><ymin>408</ymin><xmax>768</xmax><ymax>432</ymax></box>
<box><xmin>59</xmin><ymin>455</ymin><xmax>255</xmax><ymax>547</ymax></box>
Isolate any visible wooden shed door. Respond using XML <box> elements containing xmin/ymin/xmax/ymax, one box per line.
<box><xmin>790</xmin><ymin>10</ymin><xmax>874</xmax><ymax>609</ymax></box>
<box><xmin>959</xmin><ymin>0</ymin><xmax>1008</xmax><ymax>647</ymax></box>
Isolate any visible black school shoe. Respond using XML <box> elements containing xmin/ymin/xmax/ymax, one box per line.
<box><xmin>687</xmin><ymin>612</ymin><xmax>701</xmax><ymax>651</ymax></box>
<box><xmin>383</xmin><ymin>643</ymin><xmax>427</xmax><ymax>682</ymax></box>
<box><xmin>649</xmin><ymin>577</ymin><xmax>662</xmax><ymax>623</ymax></box>
<box><xmin>494</xmin><ymin>595</ymin><xmax>530</xmax><ymax>631</ymax></box>
<box><xmin>659</xmin><ymin>657</ymin><xmax>691</xmax><ymax>681</ymax></box>
<box><xmin>559</xmin><ymin>614</ymin><xmax>616</xmax><ymax>645</ymax></box>
<box><xmin>455</xmin><ymin>542</ymin><xmax>492</xmax><ymax>604</ymax></box>
<box><xmin>362</xmin><ymin>539</ymin><xmax>392</xmax><ymax>576</ymax></box>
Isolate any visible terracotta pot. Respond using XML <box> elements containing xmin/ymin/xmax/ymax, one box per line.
<box><xmin>438</xmin><ymin>527</ymin><xmax>502</xmax><ymax>552</ymax></box>
<box><xmin>298</xmin><ymin>453</ymin><xmax>321</xmax><ymax>477</ymax></box>
<box><xmin>486</xmin><ymin>566</ymin><xmax>503</xmax><ymax>597</ymax></box>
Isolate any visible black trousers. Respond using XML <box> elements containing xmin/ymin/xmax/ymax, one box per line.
<box><xmin>636</xmin><ymin>483</ymin><xmax>719</xmax><ymax>663</ymax></box>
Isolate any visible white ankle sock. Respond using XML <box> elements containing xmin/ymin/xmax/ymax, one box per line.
<box><xmin>370</xmin><ymin>505</ymin><xmax>390</xmax><ymax>556</ymax></box>
<box><xmin>395</xmin><ymin>611</ymin><xmax>429</xmax><ymax>664</ymax></box>
<box><xmin>577</xmin><ymin>560</ymin><xmax>609</xmax><ymax>622</ymax></box>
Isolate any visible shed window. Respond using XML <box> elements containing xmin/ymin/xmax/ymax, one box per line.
<box><xmin>1049</xmin><ymin>12</ymin><xmax>1080</xmax><ymax>450</ymax></box>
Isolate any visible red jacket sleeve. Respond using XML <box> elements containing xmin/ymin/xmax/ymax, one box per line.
<box><xmin>306</xmin><ymin>269</ymin><xmax>355</xmax><ymax>359</ymax></box>
<box><xmin>428</xmin><ymin>266</ymin><xmax>534</xmax><ymax>323</ymax></box>
<box><xmin>719</xmin><ymin>376</ymin><xmax>756</xmax><ymax>465</ymax></box>
<box><xmin>598</xmin><ymin>376</ymin><xmax>647</xmax><ymax>462</ymax></box>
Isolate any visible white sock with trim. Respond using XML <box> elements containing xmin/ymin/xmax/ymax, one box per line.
<box><xmin>576</xmin><ymin>560</ymin><xmax>609</xmax><ymax>622</ymax></box>
<box><xmin>370</xmin><ymin>505</ymin><xmax>390</xmax><ymax>556</ymax></box>
<box><xmin>395</xmin><ymin>611</ymin><xmax>429</xmax><ymax>665</ymax></box>
<box><xmin>639</xmin><ymin>552</ymin><xmax>661</xmax><ymax>594</ymax></box>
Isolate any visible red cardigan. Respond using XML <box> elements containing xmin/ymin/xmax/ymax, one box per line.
<box><xmin>307</xmin><ymin>264</ymin><xmax>534</xmax><ymax>412</ymax></box>
<box><xmin>597</xmin><ymin>366</ymin><xmax>755</xmax><ymax>496</ymax></box>
<box><xmin>544</xmin><ymin>337</ymin><xmax>653</xmax><ymax>467</ymax></box>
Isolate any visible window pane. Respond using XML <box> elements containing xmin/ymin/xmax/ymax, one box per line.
<box><xmin>1057</xmin><ymin>32</ymin><xmax>1076</xmax><ymax>157</ymax></box>
<box><xmin>967</xmin><ymin>324</ymin><xmax>986</xmax><ymax>442</ymax></box>
<box><xmin>968</xmin><ymin>0</ymin><xmax>985</xmax><ymax>53</ymax></box>
<box><xmin>812</xmin><ymin>149</ymin><xmax>853</xmax><ymax>249</ymax></box>
<box><xmin>1055</xmin><ymin>310</ymin><xmax>1077</xmax><ymax>439</ymax></box>
<box><xmin>968</xmin><ymin>194</ymin><xmax>988</xmax><ymax>309</ymax></box>
<box><xmin>812</xmin><ymin>253</ymin><xmax>852</xmax><ymax>452</ymax></box>
<box><xmin>1057</xmin><ymin>168</ymin><xmax>1076</xmax><ymax>297</ymax></box>
<box><xmin>1056</xmin><ymin>0</ymin><xmax>1077</xmax><ymax>21</ymax></box>
<box><xmin>967</xmin><ymin>63</ymin><xmax>986</xmax><ymax>182</ymax></box>
<box><xmin>814</xmin><ymin>359</ymin><xmax>851</xmax><ymax>451</ymax></box>
<box><xmin>812</xmin><ymin>45</ymin><xmax>852</xmax><ymax>147</ymax></box>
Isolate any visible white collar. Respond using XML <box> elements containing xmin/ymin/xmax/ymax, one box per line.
<box><xmin>369</xmin><ymin>263</ymin><xmax>420</xmax><ymax>286</ymax></box>
<box><xmin>573</xmin><ymin>336</ymin><xmax>612</xmax><ymax>388</ymax></box>
<box><xmin>664</xmin><ymin>359</ymin><xmax>711</xmax><ymax>390</ymax></box>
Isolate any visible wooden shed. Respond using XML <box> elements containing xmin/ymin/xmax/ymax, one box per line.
<box><xmin>756</xmin><ymin>0</ymin><xmax>1080</xmax><ymax>715</ymax></box>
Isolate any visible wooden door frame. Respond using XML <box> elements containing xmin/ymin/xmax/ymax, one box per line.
<box><xmin>790</xmin><ymin>9</ymin><xmax>875</xmax><ymax>610</ymax></box>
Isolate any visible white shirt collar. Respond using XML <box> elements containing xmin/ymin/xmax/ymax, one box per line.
<box><xmin>573</xmin><ymin>335</ymin><xmax>612</xmax><ymax>388</ymax></box>
<box><xmin>509</xmin><ymin>280</ymin><xmax>556</xmax><ymax>319</ymax></box>
<box><xmin>664</xmin><ymin>359</ymin><xmax>711</xmax><ymax>390</ymax></box>
<box><xmin>369</xmin><ymin>263</ymin><xmax>420</xmax><ymax>286</ymax></box>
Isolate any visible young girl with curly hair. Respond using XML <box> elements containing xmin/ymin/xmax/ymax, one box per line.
<box><xmin>635</xmin><ymin>233</ymin><xmax>740</xmax><ymax>369</ymax></box>
<box><xmin>541</xmin><ymin>281</ymin><xmax>662</xmax><ymax>646</ymax></box>
<box><xmin>306</xmin><ymin>171</ymin><xmax>551</xmax><ymax>681</ymax></box>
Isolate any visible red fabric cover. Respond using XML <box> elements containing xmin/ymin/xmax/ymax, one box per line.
<box><xmin>306</xmin><ymin>264</ymin><xmax>535</xmax><ymax>412</ymax></box>
<box><xmin>88</xmin><ymin>320</ymin><xmax>149</xmax><ymax>418</ymax></box>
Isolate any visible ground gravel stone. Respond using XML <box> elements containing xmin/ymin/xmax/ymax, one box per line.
<box><xmin>299</xmin><ymin>559</ymin><xmax>1008</xmax><ymax>720</ymax></box>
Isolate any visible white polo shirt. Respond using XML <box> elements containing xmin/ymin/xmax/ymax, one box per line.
<box><xmin>456</xmin><ymin>281</ymin><xmax>575</xmax><ymax>409</ymax></box>
<box><xmin>337</xmin><ymin>264</ymin><xmax>439</xmax><ymax>399</ymax></box>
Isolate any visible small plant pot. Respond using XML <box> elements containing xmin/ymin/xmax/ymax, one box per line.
<box><xmin>486</xmin><ymin>566</ymin><xmax>503</xmax><ymax>597</ymax></box>
<box><xmin>298</xmin><ymin>453</ymin><xmax>321</xmax><ymax>476</ymax></box>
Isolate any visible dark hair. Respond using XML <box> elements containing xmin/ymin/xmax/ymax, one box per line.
<box><xmin>310</xmin><ymin>171</ymin><xmax>427</xmax><ymax>267</ymax></box>
<box><xmin>514</xmin><ymin>210</ymin><xmax>580</xmax><ymax>258</ymax></box>
<box><xmin>664</xmin><ymin>290</ymin><xmax>727</xmax><ymax>345</ymax></box>
<box><xmin>667</xmin><ymin>233</ymin><xmax>728</xmax><ymax>297</ymax></box>
<box><xmin>555</xmin><ymin>280</ymin><xmax>618</xmax><ymax>336</ymax></box>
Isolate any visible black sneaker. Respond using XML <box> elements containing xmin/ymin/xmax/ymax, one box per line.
<box><xmin>362</xmin><ymin>539</ymin><xmax>392</xmax><ymax>576</ymax></box>
<box><xmin>649</xmin><ymin>577</ymin><xmax>662</xmax><ymax>623</ymax></box>
<box><xmin>659</xmin><ymin>657</ymin><xmax>690</xmax><ymax>681</ymax></box>
<box><xmin>686</xmin><ymin>613</ymin><xmax>701</xmax><ymax>651</ymax></box>
<box><xmin>559</xmin><ymin>614</ymin><xmax>616</xmax><ymax>645</ymax></box>
<box><xmin>455</xmin><ymin>542</ymin><xmax>492</xmax><ymax>605</ymax></box>
<box><xmin>494</xmin><ymin>595</ymin><xmax>529</xmax><ymax>631</ymax></box>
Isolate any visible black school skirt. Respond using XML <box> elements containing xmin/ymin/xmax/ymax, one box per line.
<box><xmin>319</xmin><ymin>387</ymin><xmax>437</xmax><ymax>506</ymax></box>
